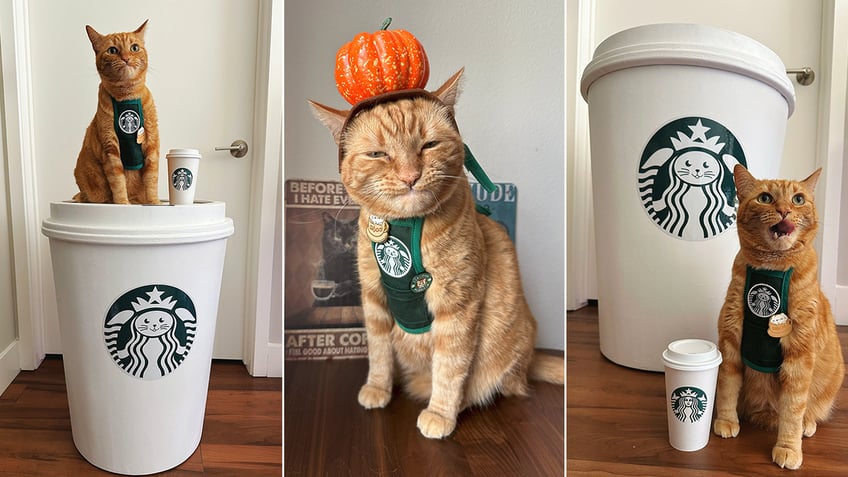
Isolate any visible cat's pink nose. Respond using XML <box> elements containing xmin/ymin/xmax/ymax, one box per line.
<box><xmin>398</xmin><ymin>170</ymin><xmax>421</xmax><ymax>187</ymax></box>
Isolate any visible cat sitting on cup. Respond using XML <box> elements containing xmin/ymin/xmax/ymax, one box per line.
<box><xmin>73</xmin><ymin>20</ymin><xmax>160</xmax><ymax>204</ymax></box>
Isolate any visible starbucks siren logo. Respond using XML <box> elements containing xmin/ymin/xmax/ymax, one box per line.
<box><xmin>374</xmin><ymin>237</ymin><xmax>412</xmax><ymax>278</ymax></box>
<box><xmin>172</xmin><ymin>168</ymin><xmax>193</xmax><ymax>191</ymax></box>
<box><xmin>118</xmin><ymin>109</ymin><xmax>141</xmax><ymax>134</ymax></box>
<box><xmin>104</xmin><ymin>284</ymin><xmax>197</xmax><ymax>380</ymax></box>
<box><xmin>670</xmin><ymin>386</ymin><xmax>709</xmax><ymax>423</ymax></box>
<box><xmin>747</xmin><ymin>283</ymin><xmax>781</xmax><ymax>318</ymax></box>
<box><xmin>638</xmin><ymin>117</ymin><xmax>746</xmax><ymax>241</ymax></box>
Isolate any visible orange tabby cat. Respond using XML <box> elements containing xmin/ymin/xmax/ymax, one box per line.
<box><xmin>309</xmin><ymin>69</ymin><xmax>564</xmax><ymax>439</ymax></box>
<box><xmin>74</xmin><ymin>20</ymin><xmax>160</xmax><ymax>204</ymax></box>
<box><xmin>713</xmin><ymin>165</ymin><xmax>844</xmax><ymax>469</ymax></box>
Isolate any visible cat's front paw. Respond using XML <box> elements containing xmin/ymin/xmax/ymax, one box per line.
<box><xmin>358</xmin><ymin>384</ymin><xmax>391</xmax><ymax>409</ymax></box>
<box><xmin>713</xmin><ymin>418</ymin><xmax>740</xmax><ymax>438</ymax></box>
<box><xmin>417</xmin><ymin>409</ymin><xmax>456</xmax><ymax>439</ymax></box>
<box><xmin>772</xmin><ymin>444</ymin><xmax>803</xmax><ymax>469</ymax></box>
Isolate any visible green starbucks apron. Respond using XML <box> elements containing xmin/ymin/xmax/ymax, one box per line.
<box><xmin>372</xmin><ymin>217</ymin><xmax>434</xmax><ymax>334</ymax></box>
<box><xmin>741</xmin><ymin>266</ymin><xmax>792</xmax><ymax>373</ymax></box>
<box><xmin>112</xmin><ymin>97</ymin><xmax>145</xmax><ymax>170</ymax></box>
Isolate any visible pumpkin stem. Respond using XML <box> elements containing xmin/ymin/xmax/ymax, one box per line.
<box><xmin>380</xmin><ymin>17</ymin><xmax>392</xmax><ymax>30</ymax></box>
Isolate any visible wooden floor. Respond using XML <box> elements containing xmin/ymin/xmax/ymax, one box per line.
<box><xmin>567</xmin><ymin>304</ymin><xmax>848</xmax><ymax>476</ymax></box>
<box><xmin>285</xmin><ymin>353</ymin><xmax>564</xmax><ymax>476</ymax></box>
<box><xmin>0</xmin><ymin>357</ymin><xmax>281</xmax><ymax>476</ymax></box>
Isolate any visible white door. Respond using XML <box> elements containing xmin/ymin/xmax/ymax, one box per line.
<box><xmin>568</xmin><ymin>0</ymin><xmax>825</xmax><ymax>308</ymax></box>
<box><xmin>26</xmin><ymin>0</ymin><xmax>268</xmax><ymax>359</ymax></box>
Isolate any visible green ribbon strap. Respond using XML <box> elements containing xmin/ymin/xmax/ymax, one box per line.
<box><xmin>464</xmin><ymin>144</ymin><xmax>496</xmax><ymax>216</ymax></box>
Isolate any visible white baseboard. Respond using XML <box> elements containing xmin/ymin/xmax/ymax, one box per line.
<box><xmin>266</xmin><ymin>342</ymin><xmax>282</xmax><ymax>378</ymax></box>
<box><xmin>0</xmin><ymin>340</ymin><xmax>21</xmax><ymax>395</ymax></box>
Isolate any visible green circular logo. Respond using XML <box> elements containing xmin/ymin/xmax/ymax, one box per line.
<box><xmin>670</xmin><ymin>386</ymin><xmax>709</xmax><ymax>423</ymax></box>
<box><xmin>374</xmin><ymin>237</ymin><xmax>412</xmax><ymax>278</ymax></box>
<box><xmin>172</xmin><ymin>167</ymin><xmax>193</xmax><ymax>191</ymax></box>
<box><xmin>103</xmin><ymin>284</ymin><xmax>197</xmax><ymax>380</ymax></box>
<box><xmin>638</xmin><ymin>117</ymin><xmax>746</xmax><ymax>241</ymax></box>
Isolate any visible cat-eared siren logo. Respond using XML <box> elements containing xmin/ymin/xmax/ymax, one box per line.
<box><xmin>118</xmin><ymin>109</ymin><xmax>141</xmax><ymax>135</ymax></box>
<box><xmin>172</xmin><ymin>167</ymin><xmax>193</xmax><ymax>191</ymax></box>
<box><xmin>374</xmin><ymin>237</ymin><xmax>412</xmax><ymax>278</ymax></box>
<box><xmin>104</xmin><ymin>284</ymin><xmax>197</xmax><ymax>380</ymax></box>
<box><xmin>638</xmin><ymin>117</ymin><xmax>746</xmax><ymax>241</ymax></box>
<box><xmin>670</xmin><ymin>386</ymin><xmax>709</xmax><ymax>423</ymax></box>
<box><xmin>747</xmin><ymin>283</ymin><xmax>781</xmax><ymax>318</ymax></box>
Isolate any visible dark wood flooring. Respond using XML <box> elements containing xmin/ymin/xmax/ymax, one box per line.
<box><xmin>284</xmin><ymin>353</ymin><xmax>564</xmax><ymax>476</ymax></box>
<box><xmin>567</xmin><ymin>303</ymin><xmax>848</xmax><ymax>476</ymax></box>
<box><xmin>0</xmin><ymin>357</ymin><xmax>281</xmax><ymax>476</ymax></box>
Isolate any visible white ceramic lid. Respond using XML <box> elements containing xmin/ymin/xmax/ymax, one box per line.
<box><xmin>580</xmin><ymin>23</ymin><xmax>795</xmax><ymax>116</ymax></box>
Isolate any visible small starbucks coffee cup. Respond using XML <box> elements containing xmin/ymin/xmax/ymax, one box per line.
<box><xmin>661</xmin><ymin>339</ymin><xmax>722</xmax><ymax>451</ymax></box>
<box><xmin>166</xmin><ymin>148</ymin><xmax>201</xmax><ymax>205</ymax></box>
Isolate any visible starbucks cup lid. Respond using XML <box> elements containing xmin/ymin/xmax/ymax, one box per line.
<box><xmin>662</xmin><ymin>339</ymin><xmax>722</xmax><ymax>371</ymax></box>
<box><xmin>580</xmin><ymin>23</ymin><xmax>795</xmax><ymax>116</ymax></box>
<box><xmin>166</xmin><ymin>148</ymin><xmax>201</xmax><ymax>158</ymax></box>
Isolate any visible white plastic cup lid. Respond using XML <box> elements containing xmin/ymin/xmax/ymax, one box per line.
<box><xmin>580</xmin><ymin>23</ymin><xmax>795</xmax><ymax>116</ymax></box>
<box><xmin>662</xmin><ymin>339</ymin><xmax>722</xmax><ymax>371</ymax></box>
<box><xmin>166</xmin><ymin>148</ymin><xmax>201</xmax><ymax>158</ymax></box>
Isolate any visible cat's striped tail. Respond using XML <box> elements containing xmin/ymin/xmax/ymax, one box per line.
<box><xmin>529</xmin><ymin>351</ymin><xmax>564</xmax><ymax>385</ymax></box>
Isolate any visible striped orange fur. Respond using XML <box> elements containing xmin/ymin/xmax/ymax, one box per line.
<box><xmin>310</xmin><ymin>69</ymin><xmax>563</xmax><ymax>439</ymax></box>
<box><xmin>74</xmin><ymin>21</ymin><xmax>160</xmax><ymax>204</ymax></box>
<box><xmin>713</xmin><ymin>165</ymin><xmax>844</xmax><ymax>469</ymax></box>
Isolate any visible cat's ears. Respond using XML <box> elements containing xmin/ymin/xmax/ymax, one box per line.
<box><xmin>134</xmin><ymin>20</ymin><xmax>149</xmax><ymax>37</ymax></box>
<box><xmin>801</xmin><ymin>167</ymin><xmax>823</xmax><ymax>193</ymax></box>
<box><xmin>307</xmin><ymin>101</ymin><xmax>348</xmax><ymax>145</ymax></box>
<box><xmin>733</xmin><ymin>165</ymin><xmax>757</xmax><ymax>199</ymax></box>
<box><xmin>85</xmin><ymin>20</ymin><xmax>148</xmax><ymax>48</ymax></box>
<box><xmin>307</xmin><ymin>68</ymin><xmax>466</xmax><ymax>145</ymax></box>
<box><xmin>733</xmin><ymin>164</ymin><xmax>823</xmax><ymax>198</ymax></box>
<box><xmin>433</xmin><ymin>67</ymin><xmax>464</xmax><ymax>113</ymax></box>
<box><xmin>85</xmin><ymin>25</ymin><xmax>102</xmax><ymax>47</ymax></box>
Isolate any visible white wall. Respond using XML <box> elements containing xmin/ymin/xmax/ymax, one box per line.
<box><xmin>285</xmin><ymin>0</ymin><xmax>565</xmax><ymax>350</ymax></box>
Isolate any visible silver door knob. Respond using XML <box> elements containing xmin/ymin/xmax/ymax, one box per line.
<box><xmin>215</xmin><ymin>139</ymin><xmax>249</xmax><ymax>158</ymax></box>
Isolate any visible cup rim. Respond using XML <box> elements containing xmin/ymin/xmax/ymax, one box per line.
<box><xmin>662</xmin><ymin>339</ymin><xmax>722</xmax><ymax>370</ymax></box>
<box><xmin>166</xmin><ymin>148</ymin><xmax>201</xmax><ymax>157</ymax></box>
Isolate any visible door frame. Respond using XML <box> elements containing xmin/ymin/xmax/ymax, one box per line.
<box><xmin>1</xmin><ymin>0</ymin><xmax>281</xmax><ymax>375</ymax></box>
<box><xmin>568</xmin><ymin>0</ymin><xmax>848</xmax><ymax>319</ymax></box>
<box><xmin>817</xmin><ymin>0</ymin><xmax>848</xmax><ymax>324</ymax></box>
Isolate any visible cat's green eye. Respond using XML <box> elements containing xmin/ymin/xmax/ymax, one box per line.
<box><xmin>365</xmin><ymin>151</ymin><xmax>387</xmax><ymax>159</ymax></box>
<box><xmin>421</xmin><ymin>141</ymin><xmax>439</xmax><ymax>150</ymax></box>
<box><xmin>107</xmin><ymin>46</ymin><xmax>119</xmax><ymax>54</ymax></box>
<box><xmin>131</xmin><ymin>44</ymin><xmax>140</xmax><ymax>52</ymax></box>
<box><xmin>758</xmin><ymin>193</ymin><xmax>774</xmax><ymax>204</ymax></box>
<box><xmin>792</xmin><ymin>194</ymin><xmax>806</xmax><ymax>205</ymax></box>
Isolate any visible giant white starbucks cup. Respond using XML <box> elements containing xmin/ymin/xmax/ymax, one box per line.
<box><xmin>580</xmin><ymin>24</ymin><xmax>795</xmax><ymax>371</ymax></box>
<box><xmin>42</xmin><ymin>201</ymin><xmax>233</xmax><ymax>475</ymax></box>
